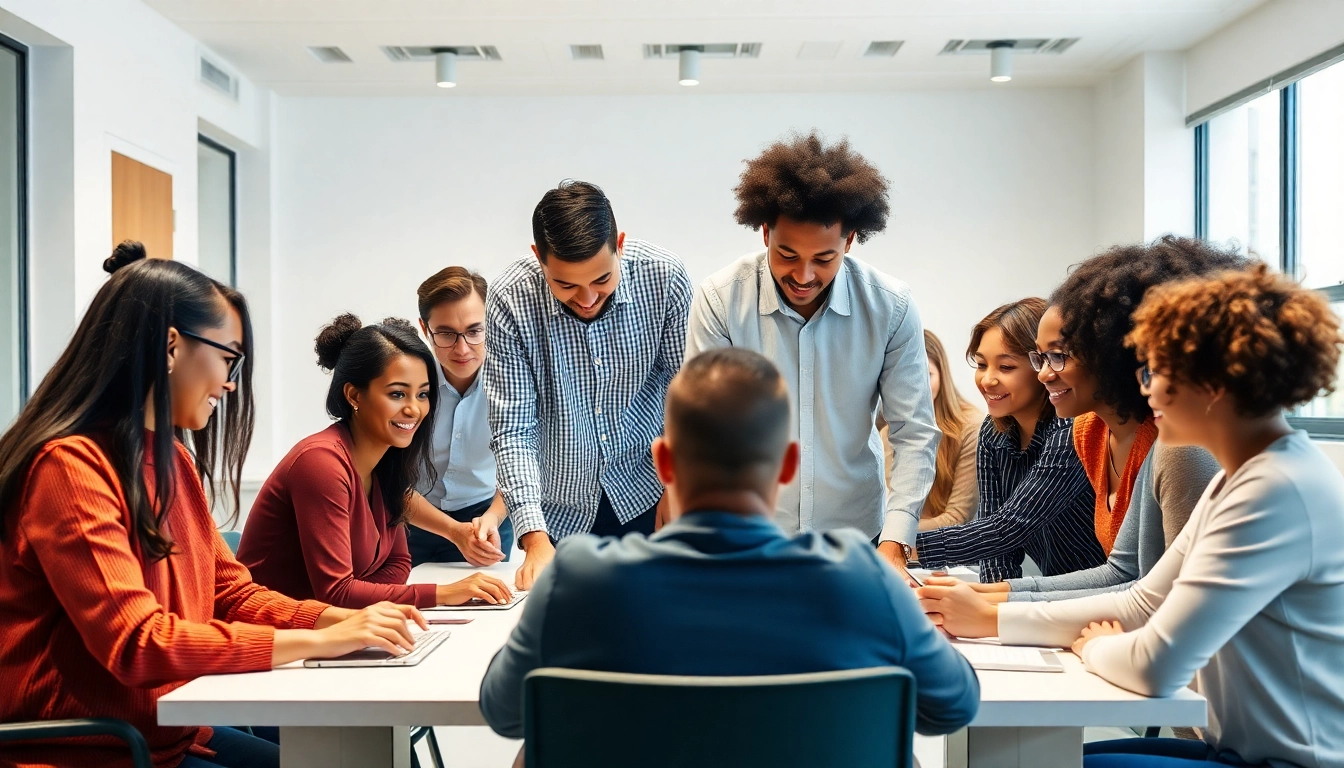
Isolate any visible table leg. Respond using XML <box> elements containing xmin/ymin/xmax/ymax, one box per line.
<box><xmin>280</xmin><ymin>726</ymin><xmax>411</xmax><ymax>768</ymax></box>
<box><xmin>945</xmin><ymin>726</ymin><xmax>1082</xmax><ymax>768</ymax></box>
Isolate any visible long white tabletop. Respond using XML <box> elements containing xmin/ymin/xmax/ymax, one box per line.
<box><xmin>159</xmin><ymin>561</ymin><xmax>1207</xmax><ymax>768</ymax></box>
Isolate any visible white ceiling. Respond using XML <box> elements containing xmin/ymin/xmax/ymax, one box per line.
<box><xmin>146</xmin><ymin>0</ymin><xmax>1266</xmax><ymax>96</ymax></box>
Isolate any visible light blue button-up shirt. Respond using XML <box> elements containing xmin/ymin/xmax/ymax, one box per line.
<box><xmin>418</xmin><ymin>363</ymin><xmax>497</xmax><ymax>511</ymax></box>
<box><xmin>685</xmin><ymin>252</ymin><xmax>939</xmax><ymax>546</ymax></box>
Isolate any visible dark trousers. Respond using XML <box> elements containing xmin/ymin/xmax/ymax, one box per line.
<box><xmin>178</xmin><ymin>727</ymin><xmax>278</xmax><ymax>768</ymax></box>
<box><xmin>559</xmin><ymin>492</ymin><xmax>657</xmax><ymax>543</ymax></box>
<box><xmin>407</xmin><ymin>497</ymin><xmax>515</xmax><ymax>566</ymax></box>
<box><xmin>1084</xmin><ymin>739</ymin><xmax>1258</xmax><ymax>767</ymax></box>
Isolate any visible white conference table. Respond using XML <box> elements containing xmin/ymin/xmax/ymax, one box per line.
<box><xmin>159</xmin><ymin>562</ymin><xmax>1206</xmax><ymax>768</ymax></box>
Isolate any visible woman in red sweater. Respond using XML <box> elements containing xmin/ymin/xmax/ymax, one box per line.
<box><xmin>0</xmin><ymin>245</ymin><xmax>427</xmax><ymax>768</ymax></box>
<box><xmin>238</xmin><ymin>314</ymin><xmax>510</xmax><ymax>608</ymax></box>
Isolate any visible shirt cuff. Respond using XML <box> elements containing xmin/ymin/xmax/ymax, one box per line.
<box><xmin>912</xmin><ymin>528</ymin><xmax>946</xmax><ymax>569</ymax></box>
<box><xmin>412</xmin><ymin>583</ymin><xmax>438</xmax><ymax>608</ymax></box>
<box><xmin>291</xmin><ymin>599</ymin><xmax>331</xmax><ymax>630</ymax></box>
<box><xmin>509</xmin><ymin>502</ymin><xmax>548</xmax><ymax>538</ymax></box>
<box><xmin>878</xmin><ymin>508</ymin><xmax>919</xmax><ymax>548</ymax></box>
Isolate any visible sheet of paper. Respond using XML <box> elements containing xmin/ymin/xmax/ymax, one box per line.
<box><xmin>951</xmin><ymin>641</ymin><xmax>1065</xmax><ymax>672</ymax></box>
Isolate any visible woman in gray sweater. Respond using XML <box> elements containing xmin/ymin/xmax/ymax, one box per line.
<box><xmin>922</xmin><ymin>264</ymin><xmax>1344</xmax><ymax>768</ymax></box>
<box><xmin>968</xmin><ymin>237</ymin><xmax>1236</xmax><ymax>604</ymax></box>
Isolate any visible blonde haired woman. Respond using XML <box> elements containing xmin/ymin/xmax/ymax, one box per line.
<box><xmin>881</xmin><ymin>330</ymin><xmax>983</xmax><ymax>531</ymax></box>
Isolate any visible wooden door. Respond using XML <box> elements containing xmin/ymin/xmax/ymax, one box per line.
<box><xmin>111</xmin><ymin>151</ymin><xmax>173</xmax><ymax>259</ymax></box>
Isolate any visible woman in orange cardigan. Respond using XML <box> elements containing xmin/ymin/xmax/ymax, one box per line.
<box><xmin>0</xmin><ymin>245</ymin><xmax>425</xmax><ymax>768</ymax></box>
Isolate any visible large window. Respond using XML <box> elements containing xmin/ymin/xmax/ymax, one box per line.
<box><xmin>1196</xmin><ymin>54</ymin><xmax>1344</xmax><ymax>433</ymax></box>
<box><xmin>197</xmin><ymin>135</ymin><xmax>236</xmax><ymax>286</ymax></box>
<box><xmin>0</xmin><ymin>32</ymin><xmax>27</xmax><ymax>429</ymax></box>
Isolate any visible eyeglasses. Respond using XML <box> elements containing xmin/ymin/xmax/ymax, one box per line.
<box><xmin>1137</xmin><ymin>364</ymin><xmax>1152</xmax><ymax>388</ymax></box>
<box><xmin>428</xmin><ymin>329</ymin><xmax>485</xmax><ymax>349</ymax></box>
<box><xmin>179</xmin><ymin>329</ymin><xmax>245</xmax><ymax>383</ymax></box>
<box><xmin>1028</xmin><ymin>350</ymin><xmax>1071</xmax><ymax>373</ymax></box>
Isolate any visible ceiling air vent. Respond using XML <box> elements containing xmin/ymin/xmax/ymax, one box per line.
<box><xmin>941</xmin><ymin>38</ymin><xmax>1079</xmax><ymax>55</ymax></box>
<box><xmin>381</xmin><ymin>45</ymin><xmax>503</xmax><ymax>62</ymax></box>
<box><xmin>863</xmin><ymin>41</ymin><xmax>904</xmax><ymax>58</ymax></box>
<box><xmin>307</xmin><ymin>46</ymin><xmax>352</xmax><ymax>63</ymax></box>
<box><xmin>197</xmin><ymin>54</ymin><xmax>238</xmax><ymax>99</ymax></box>
<box><xmin>643</xmin><ymin>43</ymin><xmax>762</xmax><ymax>59</ymax></box>
<box><xmin>570</xmin><ymin>44</ymin><xmax>604</xmax><ymax>61</ymax></box>
<box><xmin>797</xmin><ymin>41</ymin><xmax>843</xmax><ymax>60</ymax></box>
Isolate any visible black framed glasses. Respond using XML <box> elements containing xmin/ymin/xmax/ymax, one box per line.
<box><xmin>428</xmin><ymin>328</ymin><xmax>485</xmax><ymax>349</ymax></box>
<box><xmin>180</xmin><ymin>329</ymin><xmax>245</xmax><ymax>383</ymax></box>
<box><xmin>1028</xmin><ymin>350</ymin><xmax>1072</xmax><ymax>373</ymax></box>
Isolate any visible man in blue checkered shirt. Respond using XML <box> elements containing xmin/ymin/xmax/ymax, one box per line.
<box><xmin>484</xmin><ymin>181</ymin><xmax>692</xmax><ymax>590</ymax></box>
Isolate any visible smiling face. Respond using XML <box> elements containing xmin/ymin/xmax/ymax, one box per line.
<box><xmin>168</xmin><ymin>300</ymin><xmax>243</xmax><ymax>431</ymax></box>
<box><xmin>420</xmin><ymin>291</ymin><xmax>486</xmax><ymax>391</ymax></box>
<box><xmin>764</xmin><ymin>216</ymin><xmax>854</xmax><ymax>318</ymax></box>
<box><xmin>1034</xmin><ymin>306</ymin><xmax>1100</xmax><ymax>419</ymax></box>
<box><xmin>346</xmin><ymin>353</ymin><xmax>432</xmax><ymax>450</ymax></box>
<box><xmin>1142</xmin><ymin>365</ymin><xmax>1211</xmax><ymax>448</ymax></box>
<box><xmin>973</xmin><ymin>326</ymin><xmax>1045</xmax><ymax>423</ymax></box>
<box><xmin>534</xmin><ymin>233</ymin><xmax>624</xmax><ymax>321</ymax></box>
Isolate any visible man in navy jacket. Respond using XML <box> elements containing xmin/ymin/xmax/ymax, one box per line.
<box><xmin>479</xmin><ymin>347</ymin><xmax>979</xmax><ymax>739</ymax></box>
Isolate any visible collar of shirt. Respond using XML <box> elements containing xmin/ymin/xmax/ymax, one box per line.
<box><xmin>754</xmin><ymin>251</ymin><xmax>853</xmax><ymax>321</ymax></box>
<box><xmin>651</xmin><ymin>510</ymin><xmax>785</xmax><ymax>553</ymax></box>
<box><xmin>985</xmin><ymin>415</ymin><xmax>1060</xmax><ymax>457</ymax></box>
<box><xmin>545</xmin><ymin>253</ymin><xmax>637</xmax><ymax>319</ymax></box>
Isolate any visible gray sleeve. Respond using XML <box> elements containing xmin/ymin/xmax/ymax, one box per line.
<box><xmin>1002</xmin><ymin>458</ymin><xmax>1150</xmax><ymax>599</ymax></box>
<box><xmin>1152</xmin><ymin>444</ymin><xmax>1219</xmax><ymax>548</ymax></box>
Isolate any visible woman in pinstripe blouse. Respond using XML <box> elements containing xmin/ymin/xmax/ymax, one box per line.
<box><xmin>913</xmin><ymin>298</ymin><xmax>1104</xmax><ymax>582</ymax></box>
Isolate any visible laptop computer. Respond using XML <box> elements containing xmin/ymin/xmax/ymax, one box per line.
<box><xmin>303</xmin><ymin>627</ymin><xmax>451</xmax><ymax>668</ymax></box>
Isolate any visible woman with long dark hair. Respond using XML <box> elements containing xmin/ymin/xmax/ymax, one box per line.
<box><xmin>238</xmin><ymin>314</ymin><xmax>511</xmax><ymax>608</ymax></box>
<box><xmin>0</xmin><ymin>244</ymin><xmax>425</xmax><ymax>768</ymax></box>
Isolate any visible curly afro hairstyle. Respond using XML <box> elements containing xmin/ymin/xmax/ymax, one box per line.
<box><xmin>1126</xmin><ymin>263</ymin><xmax>1343</xmax><ymax>418</ymax></box>
<box><xmin>1050</xmin><ymin>235</ymin><xmax>1249</xmax><ymax>424</ymax></box>
<box><xmin>733</xmin><ymin>131</ymin><xmax>889</xmax><ymax>243</ymax></box>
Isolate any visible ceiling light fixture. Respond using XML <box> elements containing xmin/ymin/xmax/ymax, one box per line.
<box><xmin>435</xmin><ymin>50</ymin><xmax>458</xmax><ymax>88</ymax></box>
<box><xmin>987</xmin><ymin>40</ymin><xmax>1013</xmax><ymax>83</ymax></box>
<box><xmin>678</xmin><ymin>46</ymin><xmax>702</xmax><ymax>86</ymax></box>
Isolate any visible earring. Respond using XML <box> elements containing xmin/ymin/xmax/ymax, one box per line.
<box><xmin>353</xmin><ymin>406</ymin><xmax>359</xmax><ymax>416</ymax></box>
<box><xmin>167</xmin><ymin>366</ymin><xmax>173</xmax><ymax>375</ymax></box>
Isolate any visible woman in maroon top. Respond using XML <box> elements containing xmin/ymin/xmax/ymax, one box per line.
<box><xmin>239</xmin><ymin>314</ymin><xmax>510</xmax><ymax>608</ymax></box>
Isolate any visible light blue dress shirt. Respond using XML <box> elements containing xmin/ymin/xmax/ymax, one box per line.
<box><xmin>419</xmin><ymin>363</ymin><xmax>496</xmax><ymax>511</ymax></box>
<box><xmin>685</xmin><ymin>252</ymin><xmax>939</xmax><ymax>546</ymax></box>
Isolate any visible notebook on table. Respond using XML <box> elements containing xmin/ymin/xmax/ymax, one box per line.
<box><xmin>303</xmin><ymin>627</ymin><xmax>451</xmax><ymax>668</ymax></box>
<box><xmin>424</xmin><ymin>590</ymin><xmax>529</xmax><ymax>612</ymax></box>
<box><xmin>952</xmin><ymin>640</ymin><xmax>1065</xmax><ymax>672</ymax></box>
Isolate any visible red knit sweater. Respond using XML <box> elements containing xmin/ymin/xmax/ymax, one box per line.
<box><xmin>0</xmin><ymin>435</ymin><xmax>329</xmax><ymax>768</ymax></box>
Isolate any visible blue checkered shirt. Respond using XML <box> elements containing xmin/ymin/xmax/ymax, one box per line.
<box><xmin>484</xmin><ymin>240</ymin><xmax>692</xmax><ymax>539</ymax></box>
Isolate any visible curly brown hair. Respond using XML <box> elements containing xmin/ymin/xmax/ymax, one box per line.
<box><xmin>733</xmin><ymin>131</ymin><xmax>889</xmax><ymax>243</ymax></box>
<box><xmin>1126</xmin><ymin>263</ymin><xmax>1343</xmax><ymax>417</ymax></box>
<box><xmin>1051</xmin><ymin>235</ymin><xmax>1249</xmax><ymax>424</ymax></box>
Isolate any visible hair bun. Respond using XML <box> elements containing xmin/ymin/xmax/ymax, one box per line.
<box><xmin>379</xmin><ymin>317</ymin><xmax>415</xmax><ymax>332</ymax></box>
<box><xmin>315</xmin><ymin>313</ymin><xmax>363</xmax><ymax>370</ymax></box>
<box><xmin>104</xmin><ymin>241</ymin><xmax>148</xmax><ymax>274</ymax></box>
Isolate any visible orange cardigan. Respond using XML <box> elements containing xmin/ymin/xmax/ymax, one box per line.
<box><xmin>0</xmin><ymin>435</ymin><xmax>330</xmax><ymax>768</ymax></box>
<box><xmin>1071</xmin><ymin>412</ymin><xmax>1158</xmax><ymax>555</ymax></box>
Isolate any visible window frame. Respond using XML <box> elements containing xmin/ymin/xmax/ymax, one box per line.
<box><xmin>196</xmin><ymin>133</ymin><xmax>237</xmax><ymax>287</ymax></box>
<box><xmin>1</xmin><ymin>31</ymin><xmax>29</xmax><ymax>412</ymax></box>
<box><xmin>1194</xmin><ymin>69</ymin><xmax>1344</xmax><ymax>437</ymax></box>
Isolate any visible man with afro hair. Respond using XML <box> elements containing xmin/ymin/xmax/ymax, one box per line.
<box><xmin>685</xmin><ymin>131</ymin><xmax>939</xmax><ymax>581</ymax></box>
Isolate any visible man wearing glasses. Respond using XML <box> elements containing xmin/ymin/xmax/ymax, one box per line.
<box><xmin>402</xmin><ymin>266</ymin><xmax>512</xmax><ymax>566</ymax></box>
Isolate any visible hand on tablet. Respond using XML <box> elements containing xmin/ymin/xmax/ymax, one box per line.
<box><xmin>315</xmin><ymin>602</ymin><xmax>424</xmax><ymax>658</ymax></box>
<box><xmin>436</xmin><ymin>572</ymin><xmax>513</xmax><ymax>606</ymax></box>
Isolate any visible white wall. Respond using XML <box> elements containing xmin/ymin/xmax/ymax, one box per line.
<box><xmin>271</xmin><ymin>89</ymin><xmax>1096</xmax><ymax>458</ymax></box>
<box><xmin>1187</xmin><ymin>0</ymin><xmax>1344</xmax><ymax>116</ymax></box>
<box><xmin>0</xmin><ymin>0</ymin><xmax>267</xmax><ymax>382</ymax></box>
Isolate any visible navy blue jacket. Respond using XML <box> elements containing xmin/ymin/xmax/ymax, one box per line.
<box><xmin>480</xmin><ymin>511</ymin><xmax>980</xmax><ymax>737</ymax></box>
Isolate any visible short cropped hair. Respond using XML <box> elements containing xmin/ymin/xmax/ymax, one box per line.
<box><xmin>666</xmin><ymin>348</ymin><xmax>790</xmax><ymax>488</ymax></box>
<box><xmin>531</xmin><ymin>180</ymin><xmax>618</xmax><ymax>262</ymax></box>
<box><xmin>417</xmin><ymin>267</ymin><xmax>487</xmax><ymax>323</ymax></box>
<box><xmin>1050</xmin><ymin>236</ymin><xmax>1249</xmax><ymax>424</ymax></box>
<box><xmin>1126</xmin><ymin>263</ymin><xmax>1343</xmax><ymax>417</ymax></box>
<box><xmin>733</xmin><ymin>131</ymin><xmax>890</xmax><ymax>243</ymax></box>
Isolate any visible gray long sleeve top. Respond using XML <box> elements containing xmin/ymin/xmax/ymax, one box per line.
<box><xmin>1005</xmin><ymin>443</ymin><xmax>1218</xmax><ymax>602</ymax></box>
<box><xmin>999</xmin><ymin>431</ymin><xmax>1344</xmax><ymax>768</ymax></box>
